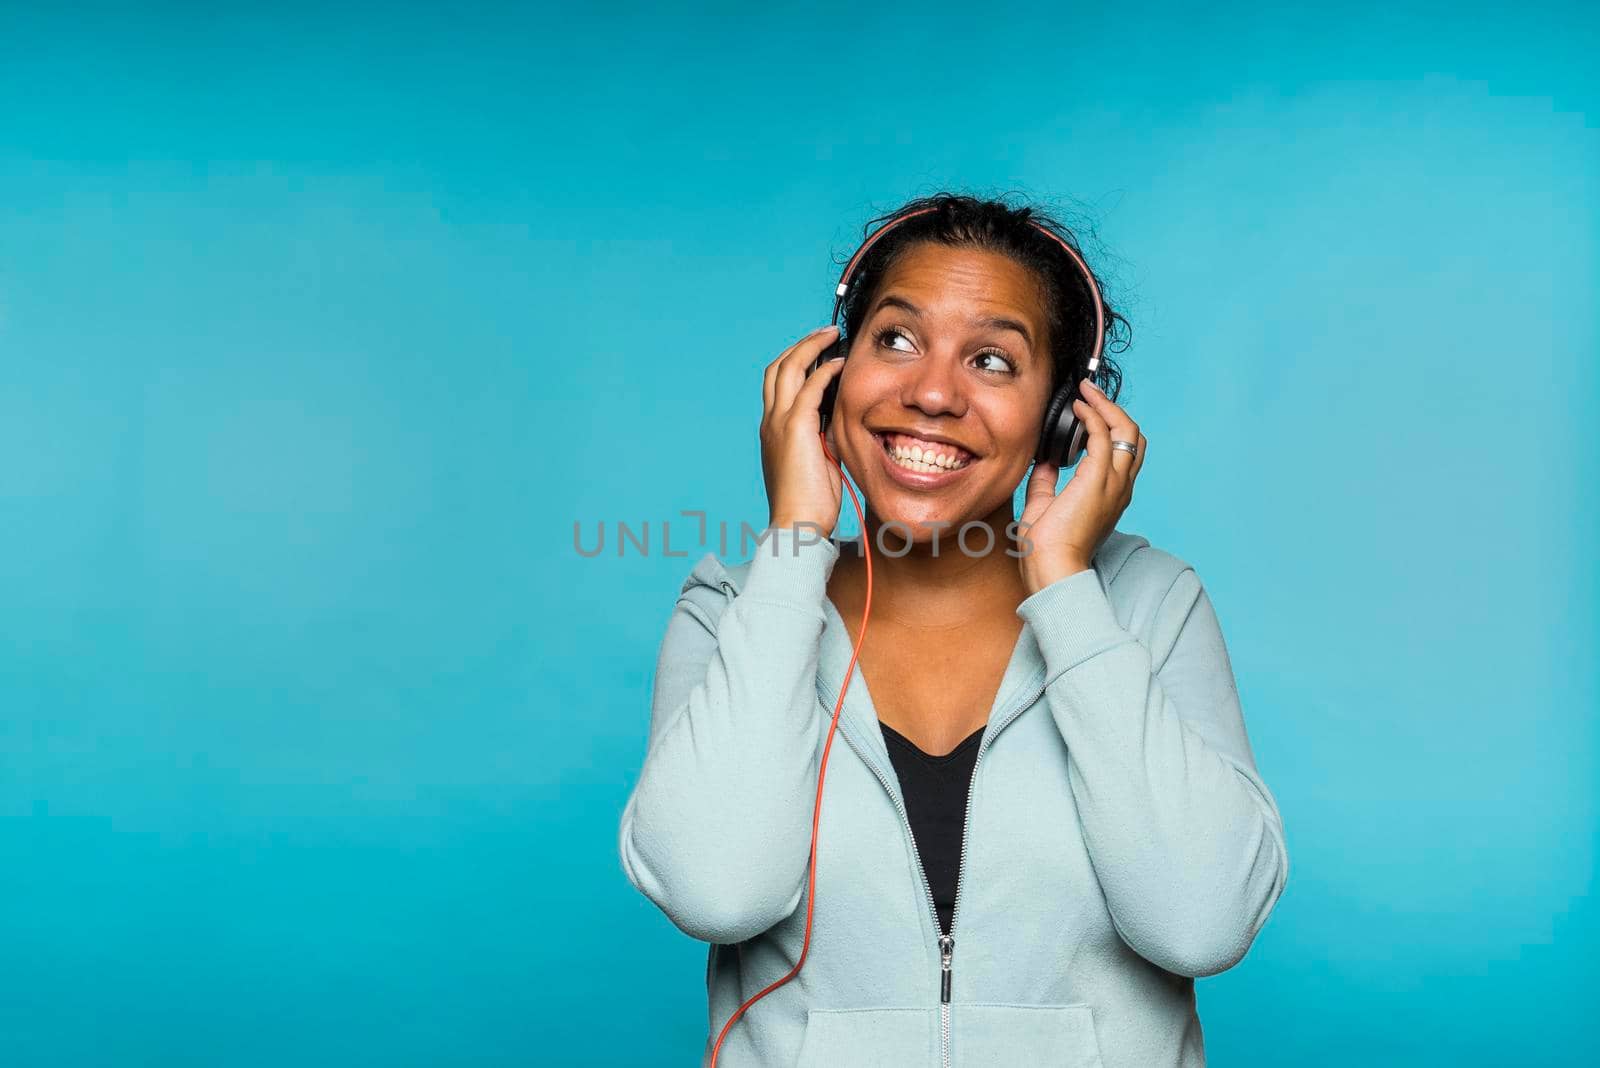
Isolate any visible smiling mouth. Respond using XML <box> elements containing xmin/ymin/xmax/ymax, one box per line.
<box><xmin>872</xmin><ymin>431</ymin><xmax>977</xmax><ymax>473</ymax></box>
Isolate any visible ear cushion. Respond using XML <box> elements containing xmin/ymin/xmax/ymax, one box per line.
<box><xmin>1035</xmin><ymin>384</ymin><xmax>1081</xmax><ymax>466</ymax></box>
<box><xmin>810</xmin><ymin>338</ymin><xmax>844</xmax><ymax>433</ymax></box>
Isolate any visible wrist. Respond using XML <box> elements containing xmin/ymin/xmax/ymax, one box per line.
<box><xmin>1022</xmin><ymin>558</ymin><xmax>1093</xmax><ymax>596</ymax></box>
<box><xmin>768</xmin><ymin>515</ymin><xmax>836</xmax><ymax>539</ymax></box>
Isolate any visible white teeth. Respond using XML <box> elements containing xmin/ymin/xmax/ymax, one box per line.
<box><xmin>883</xmin><ymin>435</ymin><xmax>969</xmax><ymax>472</ymax></box>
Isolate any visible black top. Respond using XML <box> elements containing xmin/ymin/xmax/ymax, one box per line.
<box><xmin>878</xmin><ymin>720</ymin><xmax>986</xmax><ymax>938</ymax></box>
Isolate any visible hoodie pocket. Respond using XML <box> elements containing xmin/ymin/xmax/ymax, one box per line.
<box><xmin>795</xmin><ymin>1006</ymin><xmax>937</xmax><ymax>1067</ymax></box>
<box><xmin>952</xmin><ymin>1003</ymin><xmax>1106</xmax><ymax>1067</ymax></box>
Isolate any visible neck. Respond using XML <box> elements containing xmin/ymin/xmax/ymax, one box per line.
<box><xmin>834</xmin><ymin>502</ymin><xmax>1030</xmax><ymax>631</ymax></box>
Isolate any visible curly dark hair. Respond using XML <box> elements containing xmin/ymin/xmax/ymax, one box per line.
<box><xmin>835</xmin><ymin>192</ymin><xmax>1131</xmax><ymax>404</ymax></box>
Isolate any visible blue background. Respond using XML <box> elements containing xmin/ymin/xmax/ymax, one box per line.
<box><xmin>3</xmin><ymin>2</ymin><xmax>1595</xmax><ymax>1064</ymax></box>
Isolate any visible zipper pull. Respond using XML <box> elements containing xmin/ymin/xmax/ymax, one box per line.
<box><xmin>938</xmin><ymin>934</ymin><xmax>954</xmax><ymax>1004</ymax></box>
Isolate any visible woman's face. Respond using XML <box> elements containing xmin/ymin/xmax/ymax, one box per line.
<box><xmin>830</xmin><ymin>241</ymin><xmax>1056</xmax><ymax>542</ymax></box>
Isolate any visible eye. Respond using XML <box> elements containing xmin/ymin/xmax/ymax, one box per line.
<box><xmin>973</xmin><ymin>349</ymin><xmax>1017</xmax><ymax>375</ymax></box>
<box><xmin>871</xmin><ymin>325</ymin><xmax>917</xmax><ymax>352</ymax></box>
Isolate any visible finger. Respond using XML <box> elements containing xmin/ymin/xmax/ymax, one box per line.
<box><xmin>788</xmin><ymin>353</ymin><xmax>845</xmax><ymax>430</ymax></box>
<box><xmin>1108</xmin><ymin>429</ymin><xmax>1137</xmax><ymax>480</ymax></box>
<box><xmin>1027</xmin><ymin>459</ymin><xmax>1059</xmax><ymax>497</ymax></box>
<box><xmin>1078</xmin><ymin>376</ymin><xmax>1135</xmax><ymax>433</ymax></box>
<box><xmin>765</xmin><ymin>325</ymin><xmax>830</xmax><ymax>418</ymax></box>
<box><xmin>1131</xmin><ymin>432</ymin><xmax>1148</xmax><ymax>481</ymax></box>
<box><xmin>778</xmin><ymin>324</ymin><xmax>840</xmax><ymax>396</ymax></box>
<box><xmin>1071</xmin><ymin>396</ymin><xmax>1112</xmax><ymax>492</ymax></box>
<box><xmin>1019</xmin><ymin>460</ymin><xmax>1059</xmax><ymax>523</ymax></box>
<box><xmin>1080</xmin><ymin>378</ymin><xmax>1138</xmax><ymax>481</ymax></box>
<box><xmin>774</xmin><ymin>325</ymin><xmax>841</xmax><ymax>414</ymax></box>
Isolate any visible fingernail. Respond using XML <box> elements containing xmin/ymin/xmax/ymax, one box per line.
<box><xmin>1081</xmin><ymin>377</ymin><xmax>1100</xmax><ymax>393</ymax></box>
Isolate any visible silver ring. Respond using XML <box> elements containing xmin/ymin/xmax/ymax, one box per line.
<box><xmin>1110</xmin><ymin>439</ymin><xmax>1139</xmax><ymax>455</ymax></box>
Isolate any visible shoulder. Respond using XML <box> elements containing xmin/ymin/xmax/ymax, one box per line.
<box><xmin>671</xmin><ymin>531</ymin><xmax>816</xmax><ymax>625</ymax></box>
<box><xmin>669</xmin><ymin>551</ymin><xmax>735</xmax><ymax>632</ymax></box>
<box><xmin>680</xmin><ymin>550</ymin><xmax>734</xmax><ymax>598</ymax></box>
<box><xmin>1094</xmin><ymin>528</ymin><xmax>1204</xmax><ymax>639</ymax></box>
<box><xmin>1097</xmin><ymin>528</ymin><xmax>1195</xmax><ymax>591</ymax></box>
<box><xmin>678</xmin><ymin>531</ymin><xmax>848</xmax><ymax>601</ymax></box>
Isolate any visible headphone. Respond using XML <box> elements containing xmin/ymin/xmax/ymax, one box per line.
<box><xmin>808</xmin><ymin>204</ymin><xmax>1109</xmax><ymax>469</ymax></box>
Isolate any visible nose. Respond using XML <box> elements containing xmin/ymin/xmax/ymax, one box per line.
<box><xmin>900</xmin><ymin>347</ymin><xmax>967</xmax><ymax>420</ymax></box>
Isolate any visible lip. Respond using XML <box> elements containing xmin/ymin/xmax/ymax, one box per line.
<box><xmin>871</xmin><ymin>431</ymin><xmax>977</xmax><ymax>491</ymax></box>
<box><xmin>872</xmin><ymin>427</ymin><xmax>976</xmax><ymax>457</ymax></box>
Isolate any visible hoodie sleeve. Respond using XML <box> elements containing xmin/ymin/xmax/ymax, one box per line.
<box><xmin>1015</xmin><ymin>561</ymin><xmax>1290</xmax><ymax>978</ymax></box>
<box><xmin>618</xmin><ymin>526</ymin><xmax>840</xmax><ymax>945</ymax></box>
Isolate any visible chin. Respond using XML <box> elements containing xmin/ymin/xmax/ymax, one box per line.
<box><xmin>874</xmin><ymin>519</ymin><xmax>948</xmax><ymax>544</ymax></box>
<box><xmin>865</xmin><ymin>500</ymin><xmax>981</xmax><ymax>541</ymax></box>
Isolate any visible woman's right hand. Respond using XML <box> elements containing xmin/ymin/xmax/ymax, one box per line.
<box><xmin>761</xmin><ymin>324</ymin><xmax>847</xmax><ymax>538</ymax></box>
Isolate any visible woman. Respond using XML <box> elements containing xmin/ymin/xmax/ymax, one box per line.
<box><xmin>619</xmin><ymin>193</ymin><xmax>1290</xmax><ymax>1067</ymax></box>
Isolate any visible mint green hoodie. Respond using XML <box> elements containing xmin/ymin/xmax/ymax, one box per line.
<box><xmin>619</xmin><ymin>526</ymin><xmax>1289</xmax><ymax>1066</ymax></box>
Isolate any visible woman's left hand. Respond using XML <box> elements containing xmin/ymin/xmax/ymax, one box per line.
<box><xmin>1017</xmin><ymin>377</ymin><xmax>1147</xmax><ymax>596</ymax></box>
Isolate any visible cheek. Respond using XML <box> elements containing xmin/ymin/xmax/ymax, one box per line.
<box><xmin>839</xmin><ymin>360</ymin><xmax>890</xmax><ymax>399</ymax></box>
<box><xmin>974</xmin><ymin>393</ymin><xmax>1047</xmax><ymax>449</ymax></box>
<box><xmin>835</xmin><ymin>365</ymin><xmax>898</xmax><ymax>424</ymax></box>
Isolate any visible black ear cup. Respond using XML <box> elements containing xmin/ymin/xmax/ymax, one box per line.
<box><xmin>1035</xmin><ymin>383</ymin><xmax>1075</xmax><ymax>467</ymax></box>
<box><xmin>809</xmin><ymin>337</ymin><xmax>844</xmax><ymax>434</ymax></box>
<box><xmin>1035</xmin><ymin>381</ymin><xmax>1090</xmax><ymax>468</ymax></box>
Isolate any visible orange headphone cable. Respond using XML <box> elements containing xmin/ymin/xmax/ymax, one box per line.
<box><xmin>707</xmin><ymin>430</ymin><xmax>873</xmax><ymax>1067</ymax></box>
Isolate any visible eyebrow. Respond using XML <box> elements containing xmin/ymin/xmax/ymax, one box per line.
<box><xmin>872</xmin><ymin>294</ymin><xmax>1036</xmax><ymax>352</ymax></box>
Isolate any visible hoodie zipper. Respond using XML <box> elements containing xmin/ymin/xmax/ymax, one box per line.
<box><xmin>826</xmin><ymin>667</ymin><xmax>1046</xmax><ymax>1068</ymax></box>
<box><xmin>833</xmin><ymin>725</ymin><xmax>951</xmax><ymax>1062</ymax></box>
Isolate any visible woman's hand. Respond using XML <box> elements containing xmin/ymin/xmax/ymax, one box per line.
<box><xmin>761</xmin><ymin>324</ymin><xmax>847</xmax><ymax>537</ymax></box>
<box><xmin>1017</xmin><ymin>377</ymin><xmax>1148</xmax><ymax>595</ymax></box>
